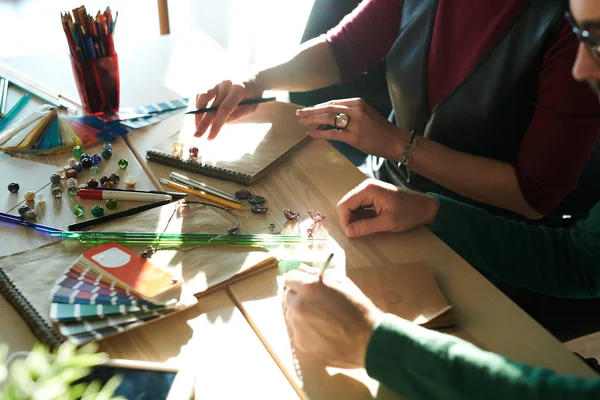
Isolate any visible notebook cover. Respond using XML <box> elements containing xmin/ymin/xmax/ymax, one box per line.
<box><xmin>145</xmin><ymin>101</ymin><xmax>308</xmax><ymax>185</ymax></box>
<box><xmin>347</xmin><ymin>262</ymin><xmax>454</xmax><ymax>329</ymax></box>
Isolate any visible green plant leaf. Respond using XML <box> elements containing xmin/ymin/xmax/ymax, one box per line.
<box><xmin>81</xmin><ymin>379</ymin><xmax>101</xmax><ymax>400</ymax></box>
<box><xmin>95</xmin><ymin>375</ymin><xmax>122</xmax><ymax>400</ymax></box>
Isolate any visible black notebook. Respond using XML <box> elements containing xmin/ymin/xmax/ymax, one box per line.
<box><xmin>146</xmin><ymin>102</ymin><xmax>308</xmax><ymax>185</ymax></box>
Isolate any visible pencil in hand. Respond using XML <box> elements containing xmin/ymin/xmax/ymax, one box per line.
<box><xmin>319</xmin><ymin>253</ymin><xmax>335</xmax><ymax>280</ymax></box>
<box><xmin>185</xmin><ymin>97</ymin><xmax>277</xmax><ymax>115</ymax></box>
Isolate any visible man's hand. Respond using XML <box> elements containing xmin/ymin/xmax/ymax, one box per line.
<box><xmin>283</xmin><ymin>265</ymin><xmax>382</xmax><ymax>369</ymax></box>
<box><xmin>337</xmin><ymin>179</ymin><xmax>439</xmax><ymax>238</ymax></box>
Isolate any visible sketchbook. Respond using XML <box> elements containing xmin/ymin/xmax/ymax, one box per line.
<box><xmin>145</xmin><ymin>102</ymin><xmax>308</xmax><ymax>185</ymax></box>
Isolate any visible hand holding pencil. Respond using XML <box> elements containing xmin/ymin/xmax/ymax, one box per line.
<box><xmin>194</xmin><ymin>77</ymin><xmax>268</xmax><ymax>140</ymax></box>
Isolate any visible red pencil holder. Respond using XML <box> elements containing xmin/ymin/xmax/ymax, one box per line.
<box><xmin>70</xmin><ymin>54</ymin><xmax>120</xmax><ymax>115</ymax></box>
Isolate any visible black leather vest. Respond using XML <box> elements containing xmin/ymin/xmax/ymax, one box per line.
<box><xmin>376</xmin><ymin>0</ymin><xmax>565</xmax><ymax>219</ymax></box>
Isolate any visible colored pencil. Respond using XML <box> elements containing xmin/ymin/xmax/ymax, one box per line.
<box><xmin>0</xmin><ymin>212</ymin><xmax>63</xmax><ymax>233</ymax></box>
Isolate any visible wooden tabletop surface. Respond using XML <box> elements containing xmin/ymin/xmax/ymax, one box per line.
<box><xmin>0</xmin><ymin>28</ymin><xmax>596</xmax><ymax>399</ymax></box>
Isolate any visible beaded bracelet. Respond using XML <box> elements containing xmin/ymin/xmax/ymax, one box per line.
<box><xmin>398</xmin><ymin>129</ymin><xmax>417</xmax><ymax>168</ymax></box>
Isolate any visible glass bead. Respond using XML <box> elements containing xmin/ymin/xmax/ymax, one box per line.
<box><xmin>101</xmin><ymin>148</ymin><xmax>113</xmax><ymax>160</ymax></box>
<box><xmin>91</xmin><ymin>205</ymin><xmax>104</xmax><ymax>217</ymax></box>
<box><xmin>124</xmin><ymin>175</ymin><xmax>138</xmax><ymax>187</ymax></box>
<box><xmin>72</xmin><ymin>162</ymin><xmax>83</xmax><ymax>172</ymax></box>
<box><xmin>18</xmin><ymin>205</ymin><xmax>29</xmax><ymax>216</ymax></box>
<box><xmin>50</xmin><ymin>173</ymin><xmax>62</xmax><ymax>184</ymax></box>
<box><xmin>51</xmin><ymin>186</ymin><xmax>63</xmax><ymax>198</ymax></box>
<box><xmin>105</xmin><ymin>198</ymin><xmax>118</xmax><ymax>210</ymax></box>
<box><xmin>102</xmin><ymin>181</ymin><xmax>115</xmax><ymax>189</ymax></box>
<box><xmin>102</xmin><ymin>143</ymin><xmax>112</xmax><ymax>151</ymax></box>
<box><xmin>72</xmin><ymin>146</ymin><xmax>83</xmax><ymax>157</ymax></box>
<box><xmin>90</xmin><ymin>166</ymin><xmax>100</xmax><ymax>175</ymax></box>
<box><xmin>79</xmin><ymin>153</ymin><xmax>90</xmax><ymax>161</ymax></box>
<box><xmin>118</xmin><ymin>159</ymin><xmax>128</xmax><ymax>169</ymax></box>
<box><xmin>109</xmin><ymin>173</ymin><xmax>120</xmax><ymax>184</ymax></box>
<box><xmin>78</xmin><ymin>183</ymin><xmax>90</xmax><ymax>190</ymax></box>
<box><xmin>235</xmin><ymin>190</ymin><xmax>253</xmax><ymax>200</ymax></box>
<box><xmin>66</xmin><ymin>178</ymin><xmax>78</xmax><ymax>188</ymax></box>
<box><xmin>37</xmin><ymin>192</ymin><xmax>46</xmax><ymax>203</ymax></box>
<box><xmin>189</xmin><ymin>146</ymin><xmax>199</xmax><ymax>157</ymax></box>
<box><xmin>7</xmin><ymin>183</ymin><xmax>19</xmax><ymax>193</ymax></box>
<box><xmin>72</xmin><ymin>204</ymin><xmax>85</xmax><ymax>217</ymax></box>
<box><xmin>23</xmin><ymin>191</ymin><xmax>35</xmax><ymax>201</ymax></box>
<box><xmin>23</xmin><ymin>209</ymin><xmax>38</xmax><ymax>221</ymax></box>
<box><xmin>250</xmin><ymin>204</ymin><xmax>269</xmax><ymax>215</ymax></box>
<box><xmin>81</xmin><ymin>157</ymin><xmax>93</xmax><ymax>169</ymax></box>
<box><xmin>248</xmin><ymin>195</ymin><xmax>266</xmax><ymax>205</ymax></box>
<box><xmin>173</xmin><ymin>141</ymin><xmax>184</xmax><ymax>152</ymax></box>
<box><xmin>67</xmin><ymin>157</ymin><xmax>77</xmax><ymax>167</ymax></box>
<box><xmin>68</xmin><ymin>186</ymin><xmax>78</xmax><ymax>196</ymax></box>
<box><xmin>87</xmin><ymin>179</ymin><xmax>99</xmax><ymax>189</ymax></box>
<box><xmin>99</xmin><ymin>176</ymin><xmax>110</xmax><ymax>185</ymax></box>
<box><xmin>65</xmin><ymin>168</ymin><xmax>78</xmax><ymax>179</ymax></box>
<box><xmin>91</xmin><ymin>154</ymin><xmax>102</xmax><ymax>165</ymax></box>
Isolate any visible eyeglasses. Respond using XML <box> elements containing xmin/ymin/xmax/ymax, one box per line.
<box><xmin>566</xmin><ymin>11</ymin><xmax>600</xmax><ymax>65</ymax></box>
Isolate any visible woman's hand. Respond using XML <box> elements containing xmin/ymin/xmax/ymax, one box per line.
<box><xmin>194</xmin><ymin>76</ymin><xmax>264</xmax><ymax>139</ymax></box>
<box><xmin>283</xmin><ymin>265</ymin><xmax>382</xmax><ymax>369</ymax></box>
<box><xmin>296</xmin><ymin>98</ymin><xmax>409</xmax><ymax>160</ymax></box>
<box><xmin>337</xmin><ymin>178</ymin><xmax>439</xmax><ymax>238</ymax></box>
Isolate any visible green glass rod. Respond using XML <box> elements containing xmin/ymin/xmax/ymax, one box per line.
<box><xmin>50</xmin><ymin>231</ymin><xmax>321</xmax><ymax>246</ymax></box>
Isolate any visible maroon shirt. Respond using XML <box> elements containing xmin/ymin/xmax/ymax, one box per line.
<box><xmin>325</xmin><ymin>0</ymin><xmax>600</xmax><ymax>215</ymax></box>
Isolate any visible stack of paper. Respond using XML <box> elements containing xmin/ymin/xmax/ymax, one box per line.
<box><xmin>49</xmin><ymin>242</ymin><xmax>196</xmax><ymax>344</ymax></box>
<box><xmin>0</xmin><ymin>105</ymin><xmax>127</xmax><ymax>154</ymax></box>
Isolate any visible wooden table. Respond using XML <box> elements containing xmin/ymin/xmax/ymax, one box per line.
<box><xmin>1</xmin><ymin>29</ymin><xmax>596</xmax><ymax>399</ymax></box>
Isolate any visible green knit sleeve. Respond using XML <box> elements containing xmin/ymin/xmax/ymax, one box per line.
<box><xmin>365</xmin><ymin>314</ymin><xmax>600</xmax><ymax>399</ymax></box>
<box><xmin>428</xmin><ymin>196</ymin><xmax>600</xmax><ymax>298</ymax></box>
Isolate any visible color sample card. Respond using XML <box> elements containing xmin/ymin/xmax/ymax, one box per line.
<box><xmin>49</xmin><ymin>242</ymin><xmax>195</xmax><ymax>345</ymax></box>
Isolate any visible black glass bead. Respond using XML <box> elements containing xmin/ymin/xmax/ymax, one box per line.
<box><xmin>72</xmin><ymin>162</ymin><xmax>83</xmax><ymax>172</ymax></box>
<box><xmin>7</xmin><ymin>183</ymin><xmax>20</xmax><ymax>193</ymax></box>
<box><xmin>235</xmin><ymin>190</ymin><xmax>253</xmax><ymax>200</ymax></box>
<box><xmin>99</xmin><ymin>176</ymin><xmax>110</xmax><ymax>185</ymax></box>
<box><xmin>248</xmin><ymin>195</ymin><xmax>266</xmax><ymax>205</ymax></box>
<box><xmin>87</xmin><ymin>179</ymin><xmax>99</xmax><ymax>189</ymax></box>
<box><xmin>101</xmin><ymin>148</ymin><xmax>113</xmax><ymax>160</ymax></box>
<box><xmin>18</xmin><ymin>205</ymin><xmax>29</xmax><ymax>216</ymax></box>
<box><xmin>79</xmin><ymin>153</ymin><xmax>90</xmax><ymax>161</ymax></box>
<box><xmin>80</xmin><ymin>157</ymin><xmax>93</xmax><ymax>169</ymax></box>
<box><xmin>109</xmin><ymin>173</ymin><xmax>120</xmax><ymax>184</ymax></box>
<box><xmin>250</xmin><ymin>204</ymin><xmax>269</xmax><ymax>214</ymax></box>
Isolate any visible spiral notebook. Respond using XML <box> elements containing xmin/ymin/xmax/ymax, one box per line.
<box><xmin>145</xmin><ymin>102</ymin><xmax>308</xmax><ymax>185</ymax></box>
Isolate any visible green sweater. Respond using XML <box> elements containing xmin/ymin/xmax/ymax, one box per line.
<box><xmin>365</xmin><ymin>197</ymin><xmax>600</xmax><ymax>399</ymax></box>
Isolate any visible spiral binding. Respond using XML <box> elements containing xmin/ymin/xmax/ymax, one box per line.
<box><xmin>0</xmin><ymin>268</ymin><xmax>63</xmax><ymax>349</ymax></box>
<box><xmin>146</xmin><ymin>150</ymin><xmax>253</xmax><ymax>185</ymax></box>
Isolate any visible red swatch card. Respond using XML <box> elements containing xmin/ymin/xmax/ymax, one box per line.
<box><xmin>81</xmin><ymin>243</ymin><xmax>183</xmax><ymax>305</ymax></box>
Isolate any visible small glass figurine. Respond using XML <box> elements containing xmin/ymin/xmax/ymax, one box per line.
<box><xmin>188</xmin><ymin>146</ymin><xmax>199</xmax><ymax>157</ymax></box>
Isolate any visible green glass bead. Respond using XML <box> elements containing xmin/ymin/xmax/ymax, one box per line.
<box><xmin>105</xmin><ymin>199</ymin><xmax>117</xmax><ymax>210</ymax></box>
<box><xmin>101</xmin><ymin>148</ymin><xmax>113</xmax><ymax>160</ymax></box>
<box><xmin>72</xmin><ymin>204</ymin><xmax>85</xmax><ymax>217</ymax></box>
<box><xmin>73</xmin><ymin>146</ymin><xmax>83</xmax><ymax>157</ymax></box>
<box><xmin>78</xmin><ymin>183</ymin><xmax>90</xmax><ymax>190</ymax></box>
<box><xmin>118</xmin><ymin>159</ymin><xmax>128</xmax><ymax>169</ymax></box>
<box><xmin>91</xmin><ymin>205</ymin><xmax>104</xmax><ymax>217</ymax></box>
<box><xmin>90</xmin><ymin>166</ymin><xmax>100</xmax><ymax>175</ymax></box>
<box><xmin>68</xmin><ymin>186</ymin><xmax>78</xmax><ymax>196</ymax></box>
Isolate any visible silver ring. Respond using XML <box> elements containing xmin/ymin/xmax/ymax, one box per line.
<box><xmin>334</xmin><ymin>113</ymin><xmax>350</xmax><ymax>131</ymax></box>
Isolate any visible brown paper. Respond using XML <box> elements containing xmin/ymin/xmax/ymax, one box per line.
<box><xmin>0</xmin><ymin>202</ymin><xmax>276</xmax><ymax>340</ymax></box>
<box><xmin>347</xmin><ymin>262</ymin><xmax>454</xmax><ymax>329</ymax></box>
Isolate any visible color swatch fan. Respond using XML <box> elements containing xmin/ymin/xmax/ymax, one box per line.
<box><xmin>0</xmin><ymin>105</ymin><xmax>128</xmax><ymax>155</ymax></box>
<box><xmin>49</xmin><ymin>243</ymin><xmax>196</xmax><ymax>344</ymax></box>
